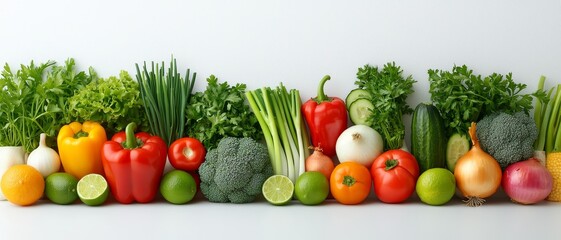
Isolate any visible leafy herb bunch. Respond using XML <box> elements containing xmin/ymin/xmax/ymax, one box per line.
<box><xmin>187</xmin><ymin>75</ymin><xmax>262</xmax><ymax>150</ymax></box>
<box><xmin>68</xmin><ymin>70</ymin><xmax>148</xmax><ymax>136</ymax></box>
<box><xmin>0</xmin><ymin>59</ymin><xmax>94</xmax><ymax>152</ymax></box>
<box><xmin>355</xmin><ymin>62</ymin><xmax>416</xmax><ymax>150</ymax></box>
<box><xmin>428</xmin><ymin>65</ymin><xmax>545</xmax><ymax>137</ymax></box>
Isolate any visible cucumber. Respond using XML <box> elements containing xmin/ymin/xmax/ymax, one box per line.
<box><xmin>411</xmin><ymin>103</ymin><xmax>447</xmax><ymax>173</ymax></box>
<box><xmin>348</xmin><ymin>98</ymin><xmax>374</xmax><ymax>125</ymax></box>
<box><xmin>345</xmin><ymin>89</ymin><xmax>371</xmax><ymax>109</ymax></box>
<box><xmin>446</xmin><ymin>133</ymin><xmax>470</xmax><ymax>172</ymax></box>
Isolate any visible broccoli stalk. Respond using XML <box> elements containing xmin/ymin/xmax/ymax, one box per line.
<box><xmin>198</xmin><ymin>137</ymin><xmax>273</xmax><ymax>203</ymax></box>
<box><xmin>476</xmin><ymin>112</ymin><xmax>538</xmax><ymax>168</ymax></box>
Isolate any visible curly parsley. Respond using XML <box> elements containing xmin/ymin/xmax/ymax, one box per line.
<box><xmin>186</xmin><ymin>75</ymin><xmax>262</xmax><ymax>150</ymax></box>
<box><xmin>355</xmin><ymin>62</ymin><xmax>416</xmax><ymax>150</ymax></box>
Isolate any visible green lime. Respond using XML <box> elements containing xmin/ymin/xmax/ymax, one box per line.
<box><xmin>446</xmin><ymin>133</ymin><xmax>470</xmax><ymax>171</ymax></box>
<box><xmin>160</xmin><ymin>170</ymin><xmax>197</xmax><ymax>204</ymax></box>
<box><xmin>416</xmin><ymin>168</ymin><xmax>456</xmax><ymax>206</ymax></box>
<box><xmin>45</xmin><ymin>172</ymin><xmax>79</xmax><ymax>205</ymax></box>
<box><xmin>77</xmin><ymin>174</ymin><xmax>109</xmax><ymax>206</ymax></box>
<box><xmin>262</xmin><ymin>175</ymin><xmax>294</xmax><ymax>206</ymax></box>
<box><xmin>294</xmin><ymin>171</ymin><xmax>329</xmax><ymax>205</ymax></box>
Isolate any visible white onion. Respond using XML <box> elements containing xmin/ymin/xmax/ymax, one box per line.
<box><xmin>335</xmin><ymin>124</ymin><xmax>383</xmax><ymax>168</ymax></box>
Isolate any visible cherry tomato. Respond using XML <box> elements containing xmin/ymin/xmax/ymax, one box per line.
<box><xmin>371</xmin><ymin>149</ymin><xmax>419</xmax><ymax>203</ymax></box>
<box><xmin>330</xmin><ymin>162</ymin><xmax>372</xmax><ymax>205</ymax></box>
<box><xmin>168</xmin><ymin>137</ymin><xmax>206</xmax><ymax>171</ymax></box>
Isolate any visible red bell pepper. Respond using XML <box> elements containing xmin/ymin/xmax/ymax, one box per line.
<box><xmin>302</xmin><ymin>75</ymin><xmax>348</xmax><ymax>157</ymax></box>
<box><xmin>101</xmin><ymin>122</ymin><xmax>167</xmax><ymax>204</ymax></box>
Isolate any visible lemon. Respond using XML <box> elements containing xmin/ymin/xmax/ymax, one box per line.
<box><xmin>45</xmin><ymin>172</ymin><xmax>79</xmax><ymax>205</ymax></box>
<box><xmin>160</xmin><ymin>170</ymin><xmax>197</xmax><ymax>204</ymax></box>
<box><xmin>77</xmin><ymin>173</ymin><xmax>109</xmax><ymax>206</ymax></box>
<box><xmin>294</xmin><ymin>171</ymin><xmax>329</xmax><ymax>205</ymax></box>
<box><xmin>262</xmin><ymin>175</ymin><xmax>294</xmax><ymax>206</ymax></box>
<box><xmin>416</xmin><ymin>168</ymin><xmax>456</xmax><ymax>206</ymax></box>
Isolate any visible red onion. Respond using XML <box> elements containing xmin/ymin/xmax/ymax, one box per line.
<box><xmin>502</xmin><ymin>158</ymin><xmax>553</xmax><ymax>204</ymax></box>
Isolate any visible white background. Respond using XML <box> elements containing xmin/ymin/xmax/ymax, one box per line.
<box><xmin>1</xmin><ymin>0</ymin><xmax>561</xmax><ymax>239</ymax></box>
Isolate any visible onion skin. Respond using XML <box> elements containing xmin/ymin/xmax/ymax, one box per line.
<box><xmin>502</xmin><ymin>158</ymin><xmax>553</xmax><ymax>204</ymax></box>
<box><xmin>454</xmin><ymin>122</ymin><xmax>502</xmax><ymax>206</ymax></box>
<box><xmin>305</xmin><ymin>146</ymin><xmax>335</xmax><ymax>180</ymax></box>
<box><xmin>336</xmin><ymin>125</ymin><xmax>383</xmax><ymax>168</ymax></box>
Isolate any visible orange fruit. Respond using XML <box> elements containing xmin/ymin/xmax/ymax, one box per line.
<box><xmin>1</xmin><ymin>165</ymin><xmax>45</xmax><ymax>206</ymax></box>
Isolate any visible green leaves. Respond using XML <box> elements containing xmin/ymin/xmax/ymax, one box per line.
<box><xmin>428</xmin><ymin>65</ymin><xmax>545</xmax><ymax>137</ymax></box>
<box><xmin>355</xmin><ymin>62</ymin><xmax>416</xmax><ymax>150</ymax></box>
<box><xmin>67</xmin><ymin>71</ymin><xmax>148</xmax><ymax>136</ymax></box>
<box><xmin>136</xmin><ymin>58</ymin><xmax>196</xmax><ymax>147</ymax></box>
<box><xmin>186</xmin><ymin>75</ymin><xmax>262</xmax><ymax>150</ymax></box>
<box><xmin>0</xmin><ymin>59</ymin><xmax>94</xmax><ymax>152</ymax></box>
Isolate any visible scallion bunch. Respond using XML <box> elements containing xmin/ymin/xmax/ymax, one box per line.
<box><xmin>135</xmin><ymin>58</ymin><xmax>196</xmax><ymax>146</ymax></box>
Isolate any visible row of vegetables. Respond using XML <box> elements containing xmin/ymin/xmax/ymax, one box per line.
<box><xmin>0</xmin><ymin>58</ymin><xmax>560</xmax><ymax>206</ymax></box>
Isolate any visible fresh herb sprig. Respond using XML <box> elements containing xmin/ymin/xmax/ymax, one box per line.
<box><xmin>186</xmin><ymin>75</ymin><xmax>261</xmax><ymax>150</ymax></box>
<box><xmin>428</xmin><ymin>65</ymin><xmax>545</xmax><ymax>137</ymax></box>
<box><xmin>0</xmin><ymin>59</ymin><xmax>94</xmax><ymax>152</ymax></box>
<box><xmin>355</xmin><ymin>62</ymin><xmax>416</xmax><ymax>150</ymax></box>
<box><xmin>135</xmin><ymin>58</ymin><xmax>196</xmax><ymax>146</ymax></box>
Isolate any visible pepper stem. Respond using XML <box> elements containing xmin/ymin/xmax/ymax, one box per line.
<box><xmin>385</xmin><ymin>159</ymin><xmax>399</xmax><ymax>171</ymax></box>
<box><xmin>123</xmin><ymin>122</ymin><xmax>139</xmax><ymax>149</ymax></box>
<box><xmin>74</xmin><ymin>131</ymin><xmax>89</xmax><ymax>139</ymax></box>
<box><xmin>314</xmin><ymin>75</ymin><xmax>331</xmax><ymax>103</ymax></box>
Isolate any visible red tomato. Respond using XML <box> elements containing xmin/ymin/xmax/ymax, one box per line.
<box><xmin>168</xmin><ymin>137</ymin><xmax>206</xmax><ymax>171</ymax></box>
<box><xmin>371</xmin><ymin>149</ymin><xmax>419</xmax><ymax>203</ymax></box>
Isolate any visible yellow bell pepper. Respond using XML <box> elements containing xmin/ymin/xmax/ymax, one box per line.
<box><xmin>57</xmin><ymin>121</ymin><xmax>107</xmax><ymax>179</ymax></box>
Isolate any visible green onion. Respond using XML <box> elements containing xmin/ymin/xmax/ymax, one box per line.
<box><xmin>547</xmin><ymin>85</ymin><xmax>561</xmax><ymax>153</ymax></box>
<box><xmin>135</xmin><ymin>57</ymin><xmax>195</xmax><ymax>146</ymax></box>
<box><xmin>534</xmin><ymin>76</ymin><xmax>561</xmax><ymax>154</ymax></box>
<box><xmin>246</xmin><ymin>84</ymin><xmax>310</xmax><ymax>183</ymax></box>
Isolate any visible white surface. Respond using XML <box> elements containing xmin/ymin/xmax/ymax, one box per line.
<box><xmin>1</xmin><ymin>194</ymin><xmax>561</xmax><ymax>240</ymax></box>
<box><xmin>1</xmin><ymin>0</ymin><xmax>561</xmax><ymax>239</ymax></box>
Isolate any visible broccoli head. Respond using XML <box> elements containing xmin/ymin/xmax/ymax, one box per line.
<box><xmin>198</xmin><ymin>137</ymin><xmax>273</xmax><ymax>203</ymax></box>
<box><xmin>476</xmin><ymin>111</ymin><xmax>538</xmax><ymax>169</ymax></box>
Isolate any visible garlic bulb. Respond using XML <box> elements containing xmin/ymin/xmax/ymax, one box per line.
<box><xmin>27</xmin><ymin>133</ymin><xmax>61</xmax><ymax>177</ymax></box>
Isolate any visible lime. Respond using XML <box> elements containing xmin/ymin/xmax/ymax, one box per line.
<box><xmin>446</xmin><ymin>133</ymin><xmax>470</xmax><ymax>171</ymax></box>
<box><xmin>160</xmin><ymin>170</ymin><xmax>197</xmax><ymax>204</ymax></box>
<box><xmin>45</xmin><ymin>172</ymin><xmax>79</xmax><ymax>205</ymax></box>
<box><xmin>416</xmin><ymin>168</ymin><xmax>456</xmax><ymax>206</ymax></box>
<box><xmin>262</xmin><ymin>175</ymin><xmax>294</xmax><ymax>206</ymax></box>
<box><xmin>77</xmin><ymin>174</ymin><xmax>109</xmax><ymax>206</ymax></box>
<box><xmin>294</xmin><ymin>171</ymin><xmax>329</xmax><ymax>205</ymax></box>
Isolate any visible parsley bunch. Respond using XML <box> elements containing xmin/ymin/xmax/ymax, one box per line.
<box><xmin>0</xmin><ymin>59</ymin><xmax>94</xmax><ymax>152</ymax></box>
<box><xmin>428</xmin><ymin>65</ymin><xmax>544</xmax><ymax>137</ymax></box>
<box><xmin>186</xmin><ymin>75</ymin><xmax>262</xmax><ymax>150</ymax></box>
<box><xmin>355</xmin><ymin>62</ymin><xmax>416</xmax><ymax>150</ymax></box>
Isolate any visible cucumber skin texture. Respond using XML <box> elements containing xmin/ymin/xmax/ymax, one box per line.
<box><xmin>411</xmin><ymin>103</ymin><xmax>447</xmax><ymax>173</ymax></box>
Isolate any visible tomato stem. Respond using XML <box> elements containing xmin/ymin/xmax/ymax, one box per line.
<box><xmin>385</xmin><ymin>159</ymin><xmax>398</xmax><ymax>171</ymax></box>
<box><xmin>342</xmin><ymin>175</ymin><xmax>356</xmax><ymax>187</ymax></box>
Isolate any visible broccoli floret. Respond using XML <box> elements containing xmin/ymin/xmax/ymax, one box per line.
<box><xmin>476</xmin><ymin>111</ymin><xmax>538</xmax><ymax>168</ymax></box>
<box><xmin>199</xmin><ymin>137</ymin><xmax>273</xmax><ymax>203</ymax></box>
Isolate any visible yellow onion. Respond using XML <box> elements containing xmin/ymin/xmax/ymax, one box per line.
<box><xmin>454</xmin><ymin>122</ymin><xmax>502</xmax><ymax>207</ymax></box>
